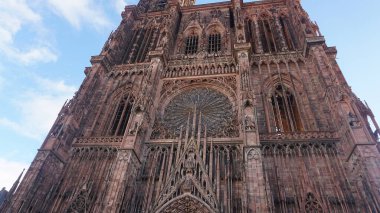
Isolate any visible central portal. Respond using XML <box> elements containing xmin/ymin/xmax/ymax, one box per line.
<box><xmin>157</xmin><ymin>194</ymin><xmax>214</xmax><ymax>213</ymax></box>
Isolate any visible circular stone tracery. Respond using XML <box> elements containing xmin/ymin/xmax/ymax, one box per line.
<box><xmin>161</xmin><ymin>88</ymin><xmax>238</xmax><ymax>138</ymax></box>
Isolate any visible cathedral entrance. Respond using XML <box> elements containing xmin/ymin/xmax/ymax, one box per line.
<box><xmin>156</xmin><ymin>194</ymin><xmax>214</xmax><ymax>213</ymax></box>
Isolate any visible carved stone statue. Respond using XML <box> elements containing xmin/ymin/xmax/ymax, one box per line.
<box><xmin>129</xmin><ymin>108</ymin><xmax>144</xmax><ymax>135</ymax></box>
<box><xmin>157</xmin><ymin>31</ymin><xmax>168</xmax><ymax>49</ymax></box>
<box><xmin>244</xmin><ymin>115</ymin><xmax>256</xmax><ymax>131</ymax></box>
<box><xmin>374</xmin><ymin>129</ymin><xmax>379</xmax><ymax>142</ymax></box>
<box><xmin>348</xmin><ymin>112</ymin><xmax>360</xmax><ymax>127</ymax></box>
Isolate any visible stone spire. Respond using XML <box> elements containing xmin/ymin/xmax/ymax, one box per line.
<box><xmin>0</xmin><ymin>169</ymin><xmax>24</xmax><ymax>211</ymax></box>
<box><xmin>153</xmin><ymin>112</ymin><xmax>218</xmax><ymax>212</ymax></box>
<box><xmin>8</xmin><ymin>169</ymin><xmax>24</xmax><ymax>195</ymax></box>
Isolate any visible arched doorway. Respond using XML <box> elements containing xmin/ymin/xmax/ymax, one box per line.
<box><xmin>156</xmin><ymin>193</ymin><xmax>216</xmax><ymax>213</ymax></box>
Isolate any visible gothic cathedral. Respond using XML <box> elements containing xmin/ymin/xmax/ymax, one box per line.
<box><xmin>2</xmin><ymin>0</ymin><xmax>380</xmax><ymax>212</ymax></box>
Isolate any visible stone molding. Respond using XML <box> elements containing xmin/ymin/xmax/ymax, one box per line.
<box><xmin>73</xmin><ymin>136</ymin><xmax>123</xmax><ymax>147</ymax></box>
<box><xmin>260</xmin><ymin>131</ymin><xmax>338</xmax><ymax>141</ymax></box>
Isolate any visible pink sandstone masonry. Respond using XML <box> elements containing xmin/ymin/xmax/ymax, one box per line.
<box><xmin>1</xmin><ymin>0</ymin><xmax>379</xmax><ymax>212</ymax></box>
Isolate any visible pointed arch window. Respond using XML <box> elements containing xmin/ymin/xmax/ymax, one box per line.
<box><xmin>185</xmin><ymin>35</ymin><xmax>199</xmax><ymax>55</ymax></box>
<box><xmin>207</xmin><ymin>33</ymin><xmax>221</xmax><ymax>53</ymax></box>
<box><xmin>109</xmin><ymin>95</ymin><xmax>134</xmax><ymax>136</ymax></box>
<box><xmin>271</xmin><ymin>85</ymin><xmax>302</xmax><ymax>132</ymax></box>
<box><xmin>279</xmin><ymin>16</ymin><xmax>297</xmax><ymax>51</ymax></box>
<box><xmin>258</xmin><ymin>18</ymin><xmax>277</xmax><ymax>53</ymax></box>
<box><xmin>122</xmin><ymin>27</ymin><xmax>160</xmax><ymax>64</ymax></box>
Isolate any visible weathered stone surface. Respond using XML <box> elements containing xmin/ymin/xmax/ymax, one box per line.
<box><xmin>2</xmin><ymin>0</ymin><xmax>380</xmax><ymax>212</ymax></box>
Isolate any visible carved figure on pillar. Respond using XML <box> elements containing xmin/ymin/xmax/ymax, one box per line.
<box><xmin>244</xmin><ymin>115</ymin><xmax>256</xmax><ymax>131</ymax></box>
<box><xmin>348</xmin><ymin>112</ymin><xmax>361</xmax><ymax>127</ymax></box>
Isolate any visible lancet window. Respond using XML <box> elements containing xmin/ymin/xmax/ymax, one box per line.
<box><xmin>122</xmin><ymin>27</ymin><xmax>160</xmax><ymax>64</ymax></box>
<box><xmin>271</xmin><ymin>85</ymin><xmax>302</xmax><ymax>132</ymax></box>
<box><xmin>207</xmin><ymin>33</ymin><xmax>221</xmax><ymax>53</ymax></box>
<box><xmin>258</xmin><ymin>17</ymin><xmax>277</xmax><ymax>53</ymax></box>
<box><xmin>244</xmin><ymin>19</ymin><xmax>257</xmax><ymax>53</ymax></box>
<box><xmin>279</xmin><ymin>16</ymin><xmax>297</xmax><ymax>51</ymax></box>
<box><xmin>185</xmin><ymin>35</ymin><xmax>199</xmax><ymax>55</ymax></box>
<box><xmin>109</xmin><ymin>95</ymin><xmax>134</xmax><ymax>136</ymax></box>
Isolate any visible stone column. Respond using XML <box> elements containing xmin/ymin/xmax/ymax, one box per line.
<box><xmin>98</xmin><ymin>150</ymin><xmax>140</xmax><ymax>212</ymax></box>
<box><xmin>244</xmin><ymin>147</ymin><xmax>270</xmax><ymax>212</ymax></box>
<box><xmin>253</xmin><ymin>16</ymin><xmax>264</xmax><ymax>54</ymax></box>
<box><xmin>274</xmin><ymin>14</ymin><xmax>288</xmax><ymax>51</ymax></box>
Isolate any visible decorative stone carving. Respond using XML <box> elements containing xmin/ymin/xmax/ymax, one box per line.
<box><xmin>152</xmin><ymin>87</ymin><xmax>239</xmax><ymax>138</ymax></box>
<box><xmin>68</xmin><ymin>191</ymin><xmax>87</xmax><ymax>212</ymax></box>
<box><xmin>7</xmin><ymin>0</ymin><xmax>380</xmax><ymax>212</ymax></box>
<box><xmin>74</xmin><ymin>137</ymin><xmax>123</xmax><ymax>146</ymax></box>
<box><xmin>67</xmin><ymin>183</ymin><xmax>91</xmax><ymax>213</ymax></box>
<box><xmin>210</xmin><ymin>9</ymin><xmax>222</xmax><ymax>18</ymax></box>
<box><xmin>160</xmin><ymin>76</ymin><xmax>237</xmax><ymax>102</ymax></box>
<box><xmin>118</xmin><ymin>151</ymin><xmax>131</xmax><ymax>161</ymax></box>
<box><xmin>109</xmin><ymin>63</ymin><xmax>150</xmax><ymax>78</ymax></box>
<box><xmin>153</xmin><ymin>130</ymin><xmax>219</xmax><ymax>212</ymax></box>
<box><xmin>260</xmin><ymin>131</ymin><xmax>338</xmax><ymax>141</ymax></box>
<box><xmin>157</xmin><ymin>31</ymin><xmax>168</xmax><ymax>49</ymax></box>
<box><xmin>261</xmin><ymin>141</ymin><xmax>338</xmax><ymax>157</ymax></box>
<box><xmin>251</xmin><ymin>52</ymin><xmax>304</xmax><ymax>64</ymax></box>
<box><xmin>163</xmin><ymin>59</ymin><xmax>237</xmax><ymax>78</ymax></box>
<box><xmin>348</xmin><ymin>112</ymin><xmax>361</xmax><ymax>128</ymax></box>
<box><xmin>305</xmin><ymin>193</ymin><xmax>323</xmax><ymax>213</ymax></box>
<box><xmin>129</xmin><ymin>108</ymin><xmax>144</xmax><ymax>135</ymax></box>
<box><xmin>246</xmin><ymin>148</ymin><xmax>260</xmax><ymax>160</ymax></box>
<box><xmin>374</xmin><ymin>129</ymin><xmax>379</xmax><ymax>142</ymax></box>
<box><xmin>244</xmin><ymin>115</ymin><xmax>256</xmax><ymax>131</ymax></box>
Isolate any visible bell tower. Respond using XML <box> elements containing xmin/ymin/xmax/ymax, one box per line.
<box><xmin>2</xmin><ymin>0</ymin><xmax>380</xmax><ymax>212</ymax></box>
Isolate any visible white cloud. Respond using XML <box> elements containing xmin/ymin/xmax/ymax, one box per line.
<box><xmin>0</xmin><ymin>67</ymin><xmax>4</xmax><ymax>91</ymax></box>
<box><xmin>0</xmin><ymin>76</ymin><xmax>4</xmax><ymax>91</ymax></box>
<box><xmin>34</xmin><ymin>76</ymin><xmax>77</xmax><ymax>94</ymax></box>
<box><xmin>3</xmin><ymin>46</ymin><xmax>57</xmax><ymax>65</ymax></box>
<box><xmin>47</xmin><ymin>0</ymin><xmax>111</xmax><ymax>29</ymax></box>
<box><xmin>0</xmin><ymin>0</ymin><xmax>57</xmax><ymax>65</ymax></box>
<box><xmin>0</xmin><ymin>118</ymin><xmax>40</xmax><ymax>140</ymax></box>
<box><xmin>114</xmin><ymin>0</ymin><xmax>127</xmax><ymax>13</ymax></box>
<box><xmin>0</xmin><ymin>77</ymin><xmax>76</xmax><ymax>140</ymax></box>
<box><xmin>0</xmin><ymin>158</ymin><xmax>28</xmax><ymax>190</ymax></box>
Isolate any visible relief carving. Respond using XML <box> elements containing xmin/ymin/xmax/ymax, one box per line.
<box><xmin>244</xmin><ymin>115</ymin><xmax>256</xmax><ymax>131</ymax></box>
<box><xmin>152</xmin><ymin>88</ymin><xmax>239</xmax><ymax>139</ymax></box>
<box><xmin>246</xmin><ymin>148</ymin><xmax>260</xmax><ymax>161</ymax></box>
<box><xmin>348</xmin><ymin>112</ymin><xmax>361</xmax><ymax>128</ymax></box>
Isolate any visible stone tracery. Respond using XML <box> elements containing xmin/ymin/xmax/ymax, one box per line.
<box><xmin>4</xmin><ymin>0</ymin><xmax>380</xmax><ymax>213</ymax></box>
<box><xmin>153</xmin><ymin>87</ymin><xmax>239</xmax><ymax>139</ymax></box>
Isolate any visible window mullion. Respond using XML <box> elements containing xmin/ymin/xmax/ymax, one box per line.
<box><xmin>193</xmin><ymin>36</ymin><xmax>196</xmax><ymax>53</ymax></box>
<box><xmin>115</xmin><ymin>95</ymin><xmax>131</xmax><ymax>136</ymax></box>
<box><xmin>190</xmin><ymin>36</ymin><xmax>193</xmax><ymax>53</ymax></box>
<box><xmin>108</xmin><ymin>96</ymin><xmax>124</xmax><ymax>135</ymax></box>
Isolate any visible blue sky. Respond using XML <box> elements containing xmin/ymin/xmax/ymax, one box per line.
<box><xmin>0</xmin><ymin>0</ymin><xmax>379</xmax><ymax>190</ymax></box>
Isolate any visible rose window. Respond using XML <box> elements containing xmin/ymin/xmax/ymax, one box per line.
<box><xmin>153</xmin><ymin>88</ymin><xmax>238</xmax><ymax>138</ymax></box>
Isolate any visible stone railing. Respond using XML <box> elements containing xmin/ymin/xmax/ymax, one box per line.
<box><xmin>73</xmin><ymin>136</ymin><xmax>123</xmax><ymax>147</ymax></box>
<box><xmin>163</xmin><ymin>63</ymin><xmax>237</xmax><ymax>78</ymax></box>
<box><xmin>108</xmin><ymin>63</ymin><xmax>150</xmax><ymax>78</ymax></box>
<box><xmin>259</xmin><ymin>131</ymin><xmax>338</xmax><ymax>141</ymax></box>
<box><xmin>162</xmin><ymin>56</ymin><xmax>236</xmax><ymax>78</ymax></box>
<box><xmin>251</xmin><ymin>51</ymin><xmax>304</xmax><ymax>64</ymax></box>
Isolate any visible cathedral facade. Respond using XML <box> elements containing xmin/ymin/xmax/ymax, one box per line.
<box><xmin>2</xmin><ymin>0</ymin><xmax>380</xmax><ymax>212</ymax></box>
